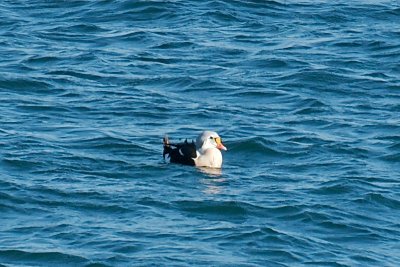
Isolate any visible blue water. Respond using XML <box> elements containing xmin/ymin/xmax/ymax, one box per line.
<box><xmin>1</xmin><ymin>1</ymin><xmax>400</xmax><ymax>266</ymax></box>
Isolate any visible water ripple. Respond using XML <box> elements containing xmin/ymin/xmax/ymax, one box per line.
<box><xmin>1</xmin><ymin>0</ymin><xmax>400</xmax><ymax>266</ymax></box>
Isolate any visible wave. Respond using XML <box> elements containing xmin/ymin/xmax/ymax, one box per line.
<box><xmin>0</xmin><ymin>249</ymin><xmax>91</xmax><ymax>266</ymax></box>
<box><xmin>173</xmin><ymin>199</ymin><xmax>309</xmax><ymax>221</ymax></box>
<box><xmin>2</xmin><ymin>158</ymin><xmax>43</xmax><ymax>170</ymax></box>
<box><xmin>309</xmin><ymin>181</ymin><xmax>353</xmax><ymax>195</ymax></box>
<box><xmin>230</xmin><ymin>136</ymin><xmax>305</xmax><ymax>158</ymax></box>
<box><xmin>152</xmin><ymin>41</ymin><xmax>195</xmax><ymax>50</ymax></box>
<box><xmin>0</xmin><ymin>77</ymin><xmax>52</xmax><ymax>92</ymax></box>
<box><xmin>353</xmin><ymin>193</ymin><xmax>400</xmax><ymax>210</ymax></box>
<box><xmin>380</xmin><ymin>152</ymin><xmax>400</xmax><ymax>162</ymax></box>
<box><xmin>47</xmin><ymin>70</ymin><xmax>103</xmax><ymax>81</ymax></box>
<box><xmin>174</xmin><ymin>200</ymin><xmax>249</xmax><ymax>218</ymax></box>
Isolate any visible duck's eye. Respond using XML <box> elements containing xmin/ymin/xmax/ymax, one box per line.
<box><xmin>209</xmin><ymin>136</ymin><xmax>214</xmax><ymax>139</ymax></box>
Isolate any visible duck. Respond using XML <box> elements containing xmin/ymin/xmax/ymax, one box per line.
<box><xmin>163</xmin><ymin>131</ymin><xmax>227</xmax><ymax>168</ymax></box>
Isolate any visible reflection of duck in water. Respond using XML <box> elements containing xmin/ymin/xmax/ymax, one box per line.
<box><xmin>198</xmin><ymin>167</ymin><xmax>222</xmax><ymax>177</ymax></box>
<box><xmin>163</xmin><ymin>131</ymin><xmax>227</xmax><ymax>169</ymax></box>
<box><xmin>201</xmin><ymin>175</ymin><xmax>225</xmax><ymax>195</ymax></box>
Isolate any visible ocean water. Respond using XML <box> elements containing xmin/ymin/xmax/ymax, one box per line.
<box><xmin>1</xmin><ymin>0</ymin><xmax>400</xmax><ymax>266</ymax></box>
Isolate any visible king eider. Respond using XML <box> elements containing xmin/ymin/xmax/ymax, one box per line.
<box><xmin>163</xmin><ymin>131</ymin><xmax>227</xmax><ymax>169</ymax></box>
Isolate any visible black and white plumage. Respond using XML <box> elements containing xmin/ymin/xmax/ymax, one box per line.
<box><xmin>163</xmin><ymin>131</ymin><xmax>227</xmax><ymax>168</ymax></box>
<box><xmin>163</xmin><ymin>137</ymin><xmax>197</xmax><ymax>166</ymax></box>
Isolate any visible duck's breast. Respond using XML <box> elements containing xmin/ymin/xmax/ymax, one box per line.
<box><xmin>194</xmin><ymin>148</ymin><xmax>222</xmax><ymax>168</ymax></box>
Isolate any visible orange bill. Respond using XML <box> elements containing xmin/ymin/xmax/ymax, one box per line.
<box><xmin>215</xmin><ymin>137</ymin><xmax>227</xmax><ymax>151</ymax></box>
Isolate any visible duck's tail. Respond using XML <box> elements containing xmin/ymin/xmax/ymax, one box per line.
<box><xmin>163</xmin><ymin>135</ymin><xmax>171</xmax><ymax>159</ymax></box>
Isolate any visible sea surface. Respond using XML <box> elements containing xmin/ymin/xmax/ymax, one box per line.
<box><xmin>1</xmin><ymin>1</ymin><xmax>400</xmax><ymax>266</ymax></box>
